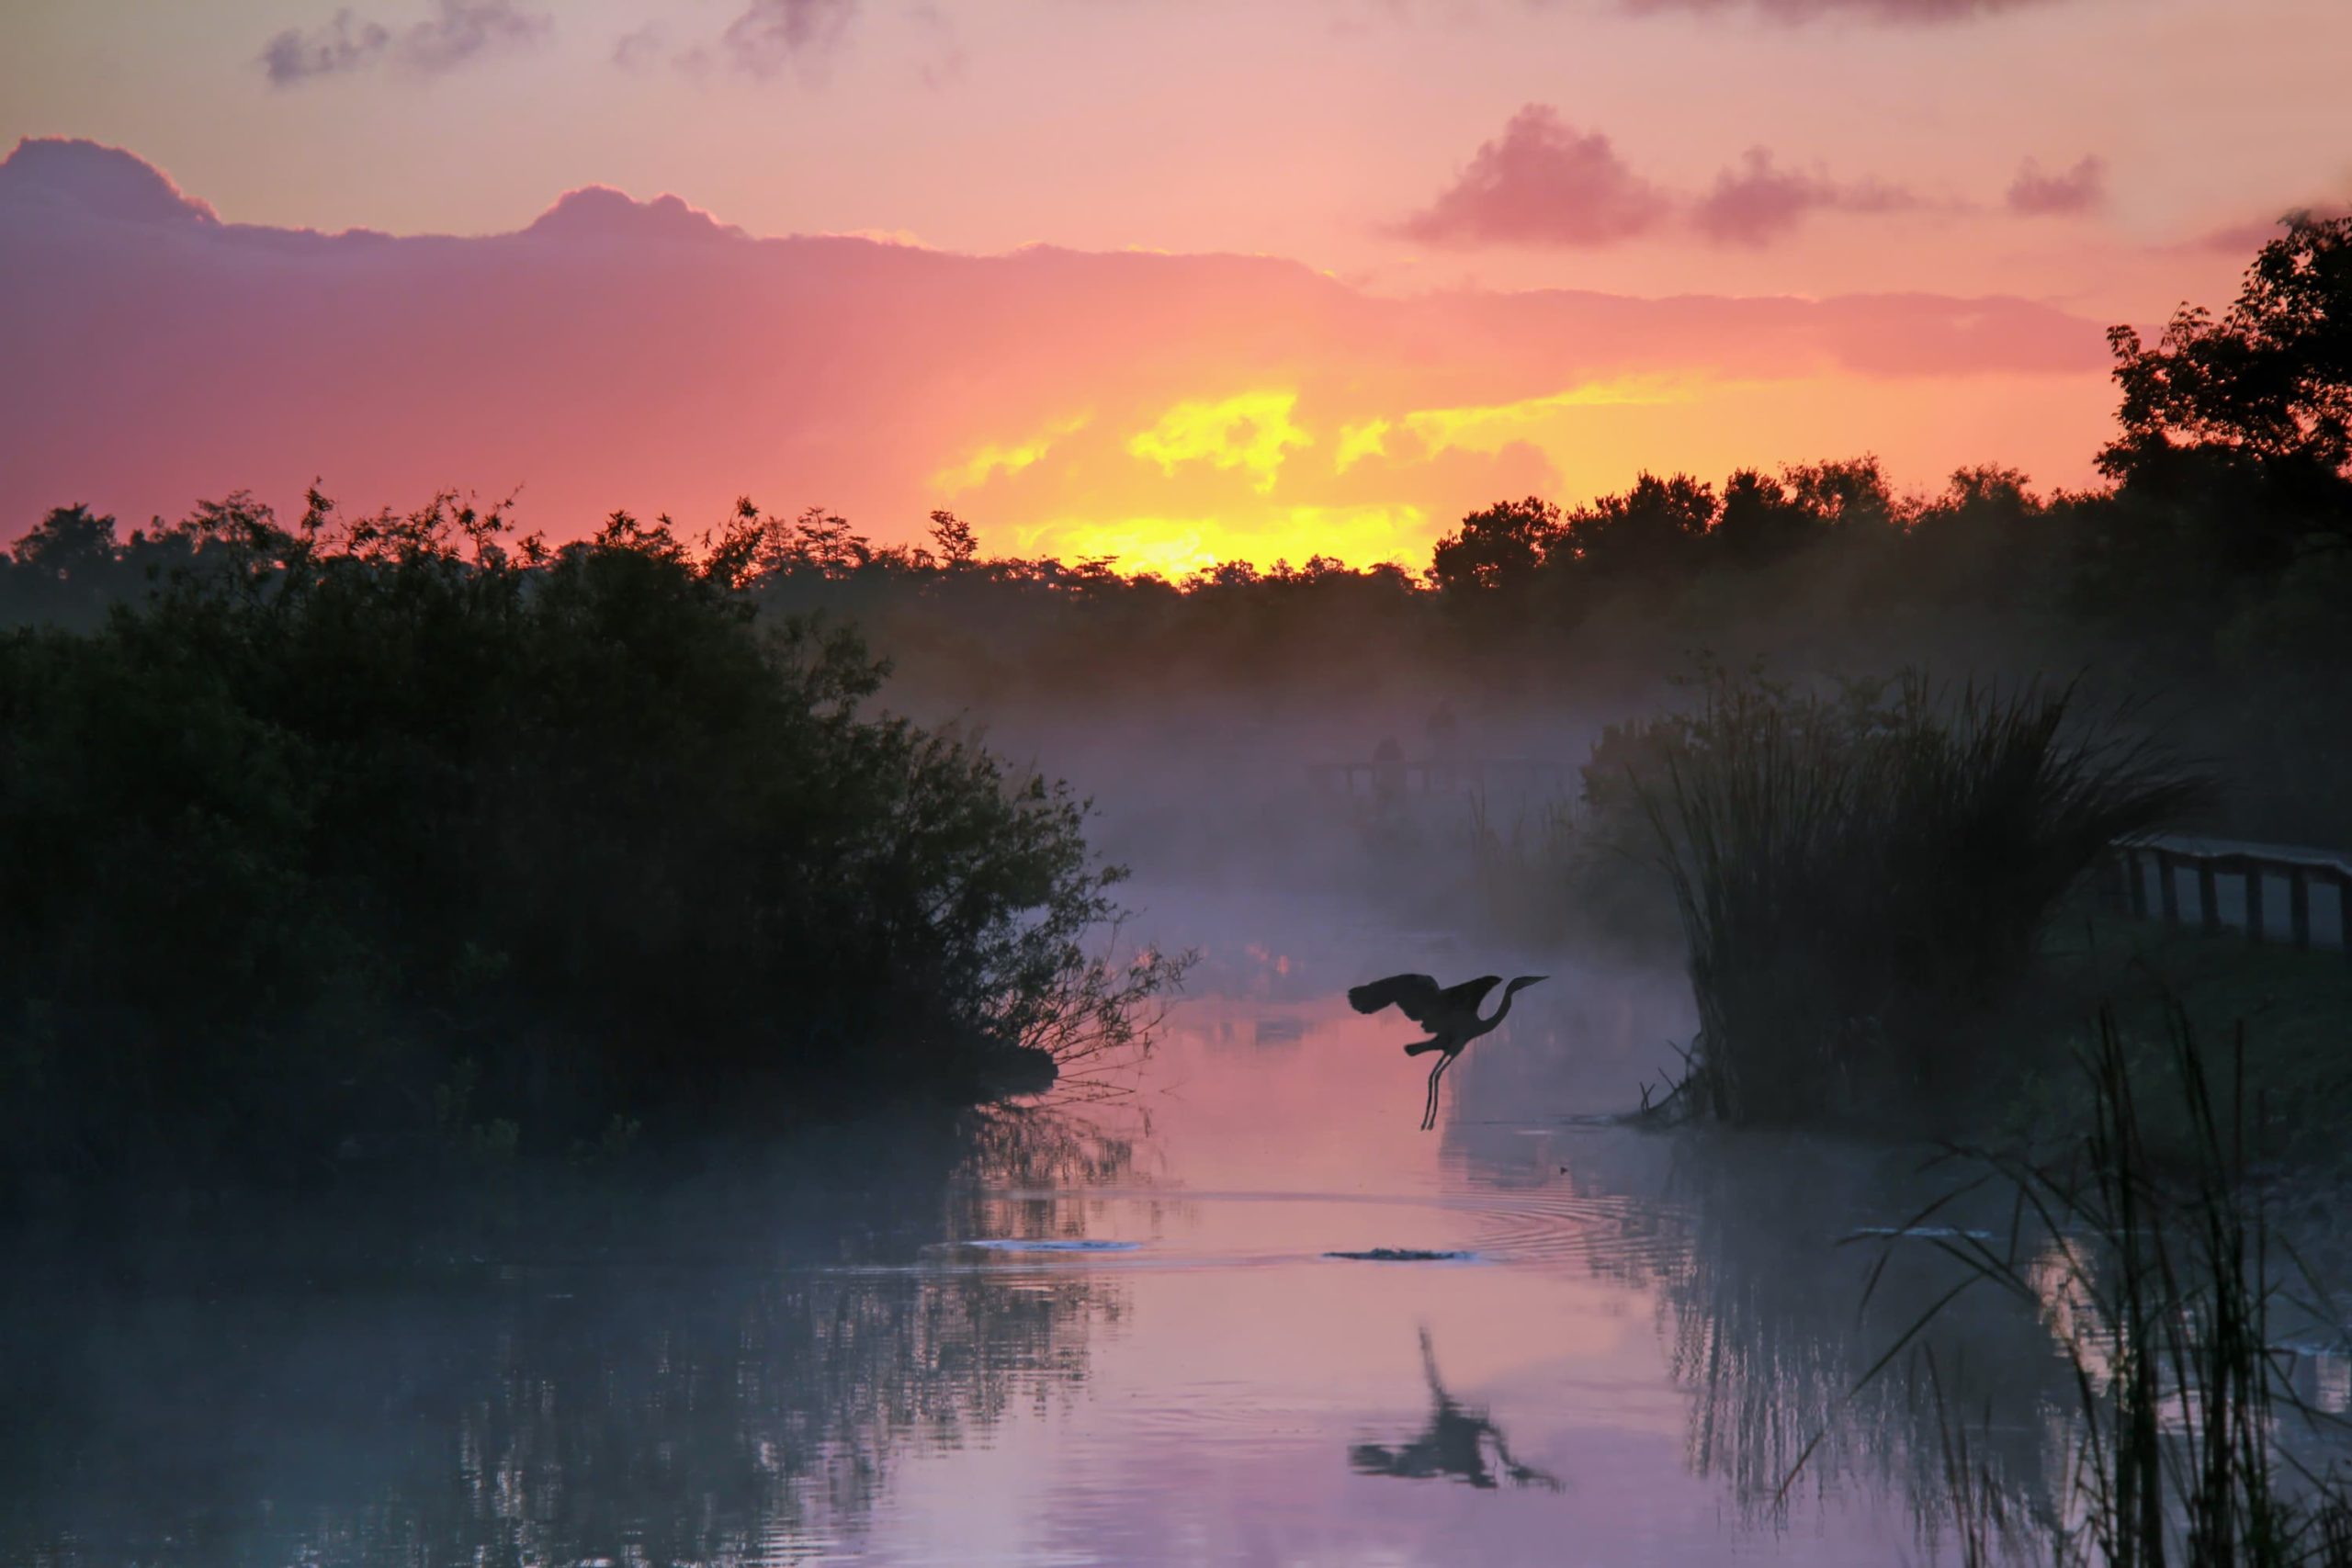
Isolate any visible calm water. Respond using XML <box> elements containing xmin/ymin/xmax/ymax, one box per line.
<box><xmin>14</xmin><ymin>890</ymin><xmax>2337</xmax><ymax>1566</ymax></box>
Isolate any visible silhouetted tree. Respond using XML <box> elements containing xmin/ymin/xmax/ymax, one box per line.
<box><xmin>1712</xmin><ymin>468</ymin><xmax>1815</xmax><ymax>569</ymax></box>
<box><xmin>2104</xmin><ymin>213</ymin><xmax>2352</xmax><ymax>487</ymax></box>
<box><xmin>1554</xmin><ymin>472</ymin><xmax>1715</xmax><ymax>581</ymax></box>
<box><xmin>2100</xmin><ymin>212</ymin><xmax>2352</xmax><ymax>575</ymax></box>
<box><xmin>928</xmin><ymin>508</ymin><xmax>978</xmax><ymax>566</ymax></box>
<box><xmin>9</xmin><ymin>503</ymin><xmax>115</xmax><ymax>580</ymax></box>
<box><xmin>1427</xmin><ymin>496</ymin><xmax>1559</xmax><ymax>593</ymax></box>
<box><xmin>1783</xmin><ymin>456</ymin><xmax>1906</xmax><ymax>534</ymax></box>
<box><xmin>1905</xmin><ymin>467</ymin><xmax>2052</xmax><ymax>606</ymax></box>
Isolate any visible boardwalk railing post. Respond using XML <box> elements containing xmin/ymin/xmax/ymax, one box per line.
<box><xmin>2114</xmin><ymin>835</ymin><xmax>2352</xmax><ymax>954</ymax></box>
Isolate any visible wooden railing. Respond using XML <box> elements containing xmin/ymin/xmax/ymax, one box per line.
<box><xmin>2102</xmin><ymin>835</ymin><xmax>2352</xmax><ymax>954</ymax></box>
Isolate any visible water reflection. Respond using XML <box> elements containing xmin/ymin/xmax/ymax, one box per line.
<box><xmin>3</xmin><ymin>1108</ymin><xmax>1136</xmax><ymax>1567</ymax></box>
<box><xmin>1428</xmin><ymin>988</ymin><xmax>2083</xmax><ymax>1550</ymax></box>
<box><xmin>1587</xmin><ymin>1135</ymin><xmax>2058</xmax><ymax>1499</ymax></box>
<box><xmin>1350</xmin><ymin>1327</ymin><xmax>1565</xmax><ymax>1492</ymax></box>
<box><xmin>31</xmin><ymin>901</ymin><xmax>2328</xmax><ymax>1566</ymax></box>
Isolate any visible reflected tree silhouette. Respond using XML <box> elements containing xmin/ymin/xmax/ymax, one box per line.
<box><xmin>1350</xmin><ymin>1326</ymin><xmax>1564</xmax><ymax>1492</ymax></box>
<box><xmin>1548</xmin><ymin>1131</ymin><xmax>2071</xmax><ymax>1543</ymax></box>
<box><xmin>0</xmin><ymin>1108</ymin><xmax>1141</xmax><ymax>1566</ymax></box>
<box><xmin>947</xmin><ymin>1100</ymin><xmax>1187</xmax><ymax>1256</ymax></box>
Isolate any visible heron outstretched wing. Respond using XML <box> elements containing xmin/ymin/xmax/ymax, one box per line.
<box><xmin>1348</xmin><ymin>973</ymin><xmax>1446</xmax><ymax>1028</ymax></box>
<box><xmin>1439</xmin><ymin>975</ymin><xmax>1501</xmax><ymax>1015</ymax></box>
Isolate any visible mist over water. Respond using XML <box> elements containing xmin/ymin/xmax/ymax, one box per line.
<box><xmin>15</xmin><ymin>864</ymin><xmax>2219</xmax><ymax>1567</ymax></box>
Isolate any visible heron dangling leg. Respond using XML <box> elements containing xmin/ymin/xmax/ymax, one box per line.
<box><xmin>1420</xmin><ymin>1054</ymin><xmax>1455</xmax><ymax>1131</ymax></box>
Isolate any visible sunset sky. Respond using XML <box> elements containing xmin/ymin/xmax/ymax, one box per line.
<box><xmin>5</xmin><ymin>0</ymin><xmax>2348</xmax><ymax>573</ymax></box>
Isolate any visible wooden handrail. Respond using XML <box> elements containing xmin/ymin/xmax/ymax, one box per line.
<box><xmin>2108</xmin><ymin>835</ymin><xmax>2352</xmax><ymax>955</ymax></box>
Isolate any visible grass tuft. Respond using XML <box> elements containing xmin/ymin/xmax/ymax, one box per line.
<box><xmin>1639</xmin><ymin>665</ymin><xmax>2202</xmax><ymax>1125</ymax></box>
<box><xmin>1835</xmin><ymin>1004</ymin><xmax>2352</xmax><ymax>1565</ymax></box>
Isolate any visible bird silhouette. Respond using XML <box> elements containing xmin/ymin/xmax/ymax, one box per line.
<box><xmin>1349</xmin><ymin>1326</ymin><xmax>1563</xmax><ymax>1491</ymax></box>
<box><xmin>1348</xmin><ymin>970</ymin><xmax>1547</xmax><ymax>1130</ymax></box>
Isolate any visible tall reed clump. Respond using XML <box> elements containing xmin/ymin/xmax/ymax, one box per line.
<box><xmin>1639</xmin><ymin>667</ymin><xmax>2201</xmax><ymax>1125</ymax></box>
<box><xmin>1847</xmin><ymin>1006</ymin><xmax>2352</xmax><ymax>1567</ymax></box>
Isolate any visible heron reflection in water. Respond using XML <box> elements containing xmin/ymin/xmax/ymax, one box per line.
<box><xmin>1350</xmin><ymin>1327</ymin><xmax>1563</xmax><ymax>1492</ymax></box>
<box><xmin>1348</xmin><ymin>971</ymin><xmax>1547</xmax><ymax>1130</ymax></box>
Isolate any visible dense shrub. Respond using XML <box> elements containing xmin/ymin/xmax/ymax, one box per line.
<box><xmin>0</xmin><ymin>494</ymin><xmax>1174</xmax><ymax>1184</ymax></box>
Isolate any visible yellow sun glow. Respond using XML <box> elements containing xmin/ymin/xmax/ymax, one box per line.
<box><xmin>933</xmin><ymin>412</ymin><xmax>1091</xmax><ymax>493</ymax></box>
<box><xmin>1014</xmin><ymin>503</ymin><xmax>1423</xmax><ymax>580</ymax></box>
<box><xmin>1125</xmin><ymin>389</ymin><xmax>1311</xmax><ymax>494</ymax></box>
<box><xmin>1334</xmin><ymin>418</ymin><xmax>1391</xmax><ymax>472</ymax></box>
<box><xmin>1400</xmin><ymin>374</ymin><xmax>1706</xmax><ymax>454</ymax></box>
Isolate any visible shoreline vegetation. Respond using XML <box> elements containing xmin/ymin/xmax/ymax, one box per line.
<box><xmin>1634</xmin><ymin>667</ymin><xmax>2205</xmax><ymax>1129</ymax></box>
<box><xmin>1784</xmin><ymin>1006</ymin><xmax>2352</xmax><ymax>1567</ymax></box>
<box><xmin>0</xmin><ymin>494</ymin><xmax>1183</xmax><ymax>1197</ymax></box>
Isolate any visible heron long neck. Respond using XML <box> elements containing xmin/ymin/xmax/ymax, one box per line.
<box><xmin>1478</xmin><ymin>990</ymin><xmax>1518</xmax><ymax>1034</ymax></box>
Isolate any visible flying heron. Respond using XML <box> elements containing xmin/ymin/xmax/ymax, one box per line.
<box><xmin>1348</xmin><ymin>970</ymin><xmax>1547</xmax><ymax>1130</ymax></box>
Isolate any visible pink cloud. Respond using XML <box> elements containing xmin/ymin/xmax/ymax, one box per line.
<box><xmin>2005</xmin><ymin>154</ymin><xmax>2105</xmax><ymax>216</ymax></box>
<box><xmin>611</xmin><ymin>23</ymin><xmax>666</xmax><ymax>73</ymax></box>
<box><xmin>1393</xmin><ymin>106</ymin><xmax>1672</xmax><ymax>249</ymax></box>
<box><xmin>1692</xmin><ymin>149</ymin><xmax>1916</xmax><ymax>247</ymax></box>
<box><xmin>259</xmin><ymin>0</ymin><xmax>551</xmax><ymax>85</ymax></box>
<box><xmin>2184</xmin><ymin>201</ymin><xmax>2352</xmax><ymax>254</ymax></box>
<box><xmin>720</xmin><ymin>0</ymin><xmax>856</xmax><ymax>78</ymax></box>
<box><xmin>1400</xmin><ymin>113</ymin><xmax>1921</xmax><ymax>252</ymax></box>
